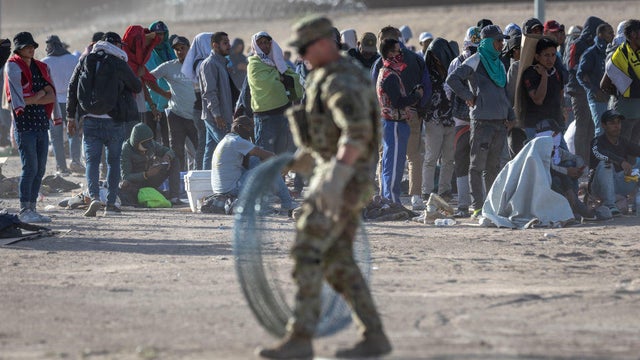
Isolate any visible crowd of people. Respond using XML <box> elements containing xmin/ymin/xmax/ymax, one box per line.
<box><xmin>1</xmin><ymin>14</ymin><xmax>639</xmax><ymax>226</ymax></box>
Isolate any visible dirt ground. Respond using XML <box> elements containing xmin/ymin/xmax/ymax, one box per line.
<box><xmin>2</xmin><ymin>2</ymin><xmax>640</xmax><ymax>359</ymax></box>
<box><xmin>2</xmin><ymin>146</ymin><xmax>640</xmax><ymax>360</ymax></box>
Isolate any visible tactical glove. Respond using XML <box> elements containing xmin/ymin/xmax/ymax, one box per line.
<box><xmin>307</xmin><ymin>158</ymin><xmax>355</xmax><ymax>222</ymax></box>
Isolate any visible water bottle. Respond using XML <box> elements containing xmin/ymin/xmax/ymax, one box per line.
<box><xmin>434</xmin><ymin>218</ymin><xmax>455</xmax><ymax>226</ymax></box>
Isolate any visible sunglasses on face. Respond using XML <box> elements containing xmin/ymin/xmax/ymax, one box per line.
<box><xmin>298</xmin><ymin>38</ymin><xmax>321</xmax><ymax>57</ymax></box>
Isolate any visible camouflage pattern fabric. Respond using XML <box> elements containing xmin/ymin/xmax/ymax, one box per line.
<box><xmin>286</xmin><ymin>56</ymin><xmax>383</xmax><ymax>337</ymax></box>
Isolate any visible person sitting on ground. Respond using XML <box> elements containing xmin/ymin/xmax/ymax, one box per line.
<box><xmin>210</xmin><ymin>115</ymin><xmax>295</xmax><ymax>214</ymax></box>
<box><xmin>589</xmin><ymin>110</ymin><xmax>640</xmax><ymax>217</ymax></box>
<box><xmin>119</xmin><ymin>123</ymin><xmax>182</xmax><ymax>206</ymax></box>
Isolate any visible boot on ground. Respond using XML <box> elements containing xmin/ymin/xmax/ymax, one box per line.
<box><xmin>256</xmin><ymin>334</ymin><xmax>313</xmax><ymax>359</ymax></box>
<box><xmin>335</xmin><ymin>332</ymin><xmax>392</xmax><ymax>358</ymax></box>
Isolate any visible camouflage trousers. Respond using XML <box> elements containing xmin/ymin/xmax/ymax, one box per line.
<box><xmin>287</xmin><ymin>180</ymin><xmax>383</xmax><ymax>338</ymax></box>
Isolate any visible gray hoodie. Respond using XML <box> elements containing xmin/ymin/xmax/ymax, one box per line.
<box><xmin>446</xmin><ymin>53</ymin><xmax>515</xmax><ymax>122</ymax></box>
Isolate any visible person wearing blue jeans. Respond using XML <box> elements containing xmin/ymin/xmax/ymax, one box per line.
<box><xmin>577</xmin><ymin>23</ymin><xmax>615</xmax><ymax>139</ymax></box>
<box><xmin>210</xmin><ymin>116</ymin><xmax>295</xmax><ymax>212</ymax></box>
<box><xmin>6</xmin><ymin>31</ymin><xmax>62</xmax><ymax>223</ymax></box>
<box><xmin>49</xmin><ymin>102</ymin><xmax>83</xmax><ymax>174</ymax></box>
<box><xmin>589</xmin><ymin>110</ymin><xmax>640</xmax><ymax>216</ymax></box>
<box><xmin>82</xmin><ymin>116</ymin><xmax>125</xmax><ymax>214</ymax></box>
<box><xmin>198</xmin><ymin>32</ymin><xmax>234</xmax><ymax>170</ymax></box>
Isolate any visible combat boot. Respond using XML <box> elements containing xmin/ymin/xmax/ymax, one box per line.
<box><xmin>426</xmin><ymin>192</ymin><xmax>454</xmax><ymax>215</ymax></box>
<box><xmin>256</xmin><ymin>333</ymin><xmax>313</xmax><ymax>359</ymax></box>
<box><xmin>335</xmin><ymin>331</ymin><xmax>392</xmax><ymax>358</ymax></box>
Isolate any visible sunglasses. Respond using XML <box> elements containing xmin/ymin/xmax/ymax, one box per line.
<box><xmin>298</xmin><ymin>38</ymin><xmax>322</xmax><ymax>57</ymax></box>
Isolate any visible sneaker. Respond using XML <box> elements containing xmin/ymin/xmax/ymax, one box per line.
<box><xmin>32</xmin><ymin>210</ymin><xmax>52</xmax><ymax>223</ymax></box>
<box><xmin>471</xmin><ymin>209</ymin><xmax>482</xmax><ymax>219</ymax></box>
<box><xmin>411</xmin><ymin>195</ymin><xmax>425</xmax><ymax>211</ymax></box>
<box><xmin>84</xmin><ymin>200</ymin><xmax>103</xmax><ymax>217</ymax></box>
<box><xmin>104</xmin><ymin>204</ymin><xmax>122</xmax><ymax>216</ymax></box>
<box><xmin>19</xmin><ymin>209</ymin><xmax>49</xmax><ymax>224</ymax></box>
<box><xmin>610</xmin><ymin>207</ymin><xmax>622</xmax><ymax>217</ymax></box>
<box><xmin>69</xmin><ymin>161</ymin><xmax>86</xmax><ymax>174</ymax></box>
<box><xmin>453</xmin><ymin>208</ymin><xmax>470</xmax><ymax>218</ymax></box>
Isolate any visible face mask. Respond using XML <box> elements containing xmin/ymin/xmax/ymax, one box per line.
<box><xmin>138</xmin><ymin>141</ymin><xmax>150</xmax><ymax>152</ymax></box>
<box><xmin>392</xmin><ymin>53</ymin><xmax>404</xmax><ymax>63</ymax></box>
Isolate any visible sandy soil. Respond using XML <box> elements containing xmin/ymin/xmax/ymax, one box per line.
<box><xmin>1</xmin><ymin>2</ymin><xmax>640</xmax><ymax>359</ymax></box>
<box><xmin>2</xmin><ymin>148</ymin><xmax>640</xmax><ymax>360</ymax></box>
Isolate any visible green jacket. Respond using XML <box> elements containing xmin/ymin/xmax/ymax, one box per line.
<box><xmin>121</xmin><ymin>123</ymin><xmax>175</xmax><ymax>183</ymax></box>
<box><xmin>247</xmin><ymin>55</ymin><xmax>302</xmax><ymax>113</ymax></box>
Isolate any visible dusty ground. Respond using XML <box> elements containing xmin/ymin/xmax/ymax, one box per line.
<box><xmin>1</xmin><ymin>147</ymin><xmax>640</xmax><ymax>360</ymax></box>
<box><xmin>1</xmin><ymin>2</ymin><xmax>640</xmax><ymax>359</ymax></box>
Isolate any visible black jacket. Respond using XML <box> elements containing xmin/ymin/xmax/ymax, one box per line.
<box><xmin>67</xmin><ymin>45</ymin><xmax>141</xmax><ymax>122</ymax></box>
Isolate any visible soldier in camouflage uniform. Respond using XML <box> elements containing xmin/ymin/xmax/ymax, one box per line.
<box><xmin>257</xmin><ymin>16</ymin><xmax>392</xmax><ymax>359</ymax></box>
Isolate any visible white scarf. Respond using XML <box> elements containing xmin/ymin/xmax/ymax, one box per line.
<box><xmin>181</xmin><ymin>32</ymin><xmax>213</xmax><ymax>81</ymax></box>
<box><xmin>91</xmin><ymin>40</ymin><xmax>128</xmax><ymax>62</ymax></box>
<box><xmin>251</xmin><ymin>31</ymin><xmax>288</xmax><ymax>74</ymax></box>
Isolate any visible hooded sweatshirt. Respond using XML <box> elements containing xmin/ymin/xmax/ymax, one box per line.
<box><xmin>564</xmin><ymin>16</ymin><xmax>605</xmax><ymax>94</ymax></box>
<box><xmin>121</xmin><ymin>122</ymin><xmax>175</xmax><ymax>183</ymax></box>
<box><xmin>577</xmin><ymin>35</ymin><xmax>609</xmax><ymax>102</ymax></box>
<box><xmin>146</xmin><ymin>21</ymin><xmax>176</xmax><ymax>111</ymax></box>
<box><xmin>425</xmin><ymin>38</ymin><xmax>455</xmax><ymax>125</ymax></box>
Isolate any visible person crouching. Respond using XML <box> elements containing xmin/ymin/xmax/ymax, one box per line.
<box><xmin>119</xmin><ymin>123</ymin><xmax>182</xmax><ymax>206</ymax></box>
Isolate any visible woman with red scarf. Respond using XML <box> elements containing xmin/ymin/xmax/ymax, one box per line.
<box><xmin>5</xmin><ymin>32</ymin><xmax>61</xmax><ymax>223</ymax></box>
<box><xmin>376</xmin><ymin>38</ymin><xmax>423</xmax><ymax>204</ymax></box>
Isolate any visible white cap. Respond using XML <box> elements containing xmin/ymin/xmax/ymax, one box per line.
<box><xmin>419</xmin><ymin>32</ymin><xmax>433</xmax><ymax>43</ymax></box>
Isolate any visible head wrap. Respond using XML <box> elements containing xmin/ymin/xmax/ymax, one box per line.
<box><xmin>45</xmin><ymin>35</ymin><xmax>70</xmax><ymax>57</ymax></box>
<box><xmin>478</xmin><ymin>38</ymin><xmax>506</xmax><ymax>87</ymax></box>
<box><xmin>251</xmin><ymin>31</ymin><xmax>288</xmax><ymax>74</ymax></box>
<box><xmin>181</xmin><ymin>32</ymin><xmax>213</xmax><ymax>81</ymax></box>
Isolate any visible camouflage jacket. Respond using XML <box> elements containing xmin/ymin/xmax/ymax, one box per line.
<box><xmin>287</xmin><ymin>56</ymin><xmax>380</xmax><ymax>183</ymax></box>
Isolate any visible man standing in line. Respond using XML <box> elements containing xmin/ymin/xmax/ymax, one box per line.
<box><xmin>257</xmin><ymin>15</ymin><xmax>392</xmax><ymax>360</ymax></box>
<box><xmin>67</xmin><ymin>32</ymin><xmax>142</xmax><ymax>216</ymax></box>
<box><xmin>577</xmin><ymin>23</ymin><xmax>614</xmax><ymax>139</ymax></box>
<box><xmin>372</xmin><ymin>25</ymin><xmax>432</xmax><ymax>211</ymax></box>
<box><xmin>199</xmin><ymin>32</ymin><xmax>234</xmax><ymax>170</ymax></box>
<box><xmin>41</xmin><ymin>34</ymin><xmax>82</xmax><ymax>175</ymax></box>
<box><xmin>565</xmin><ymin>16</ymin><xmax>606</xmax><ymax>166</ymax></box>
<box><xmin>150</xmin><ymin>35</ymin><xmax>199</xmax><ymax>172</ymax></box>
<box><xmin>247</xmin><ymin>31</ymin><xmax>301</xmax><ymax>155</ymax></box>
<box><xmin>446</xmin><ymin>25</ymin><xmax>515</xmax><ymax>218</ymax></box>
<box><xmin>601</xmin><ymin>19</ymin><xmax>640</xmax><ymax>146</ymax></box>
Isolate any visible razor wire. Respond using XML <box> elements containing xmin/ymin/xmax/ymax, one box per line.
<box><xmin>233</xmin><ymin>153</ymin><xmax>371</xmax><ymax>337</ymax></box>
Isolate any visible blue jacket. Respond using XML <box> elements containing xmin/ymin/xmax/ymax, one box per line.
<box><xmin>577</xmin><ymin>36</ymin><xmax>608</xmax><ymax>102</ymax></box>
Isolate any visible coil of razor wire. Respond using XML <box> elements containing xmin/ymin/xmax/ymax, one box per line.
<box><xmin>233</xmin><ymin>153</ymin><xmax>371</xmax><ymax>337</ymax></box>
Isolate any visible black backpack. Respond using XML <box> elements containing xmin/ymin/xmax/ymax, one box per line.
<box><xmin>77</xmin><ymin>51</ymin><xmax>119</xmax><ymax>115</ymax></box>
<box><xmin>0</xmin><ymin>213</ymin><xmax>50</xmax><ymax>239</ymax></box>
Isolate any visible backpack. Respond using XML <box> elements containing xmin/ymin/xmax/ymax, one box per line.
<box><xmin>0</xmin><ymin>213</ymin><xmax>50</xmax><ymax>239</ymax></box>
<box><xmin>77</xmin><ymin>51</ymin><xmax>119</xmax><ymax>115</ymax></box>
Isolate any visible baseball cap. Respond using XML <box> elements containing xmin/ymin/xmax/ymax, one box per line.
<box><xmin>523</xmin><ymin>18</ymin><xmax>544</xmax><ymax>34</ymax></box>
<box><xmin>360</xmin><ymin>32</ymin><xmax>377</xmax><ymax>53</ymax></box>
<box><xmin>102</xmin><ymin>32</ymin><xmax>122</xmax><ymax>45</ymax></box>
<box><xmin>601</xmin><ymin>110</ymin><xmax>625</xmax><ymax>124</ymax></box>
<box><xmin>288</xmin><ymin>15</ymin><xmax>335</xmax><ymax>50</ymax></box>
<box><xmin>419</xmin><ymin>32</ymin><xmax>434</xmax><ymax>43</ymax></box>
<box><xmin>171</xmin><ymin>35</ymin><xmax>190</xmax><ymax>48</ymax></box>
<box><xmin>150</xmin><ymin>21</ymin><xmax>168</xmax><ymax>33</ymax></box>
<box><xmin>481</xmin><ymin>25</ymin><xmax>510</xmax><ymax>40</ymax></box>
<box><xmin>544</xmin><ymin>20</ymin><xmax>562</xmax><ymax>33</ymax></box>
